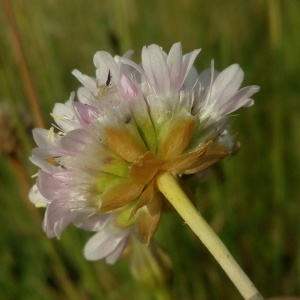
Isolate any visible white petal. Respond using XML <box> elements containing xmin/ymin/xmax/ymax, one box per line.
<box><xmin>114</xmin><ymin>50</ymin><xmax>134</xmax><ymax>74</ymax></box>
<box><xmin>29</xmin><ymin>184</ymin><xmax>49</xmax><ymax>207</ymax></box>
<box><xmin>83</xmin><ymin>228</ymin><xmax>129</xmax><ymax>261</ymax></box>
<box><xmin>183</xmin><ymin>66</ymin><xmax>199</xmax><ymax>90</ymax></box>
<box><xmin>76</xmin><ymin>87</ymin><xmax>94</xmax><ymax>105</ymax></box>
<box><xmin>52</xmin><ymin>103</ymin><xmax>79</xmax><ymax>132</ymax></box>
<box><xmin>198</xmin><ymin>63</ymin><xmax>220</xmax><ymax>90</ymax></box>
<box><xmin>32</xmin><ymin>128</ymin><xmax>59</xmax><ymax>147</ymax></box>
<box><xmin>106</xmin><ymin>237</ymin><xmax>128</xmax><ymax>264</ymax></box>
<box><xmin>93</xmin><ymin>51</ymin><xmax>119</xmax><ymax>85</ymax></box>
<box><xmin>74</xmin><ymin>213</ymin><xmax>111</xmax><ymax>231</ymax></box>
<box><xmin>72</xmin><ymin>69</ymin><xmax>98</xmax><ymax>95</ymax></box>
<box><xmin>119</xmin><ymin>57</ymin><xmax>145</xmax><ymax>81</ymax></box>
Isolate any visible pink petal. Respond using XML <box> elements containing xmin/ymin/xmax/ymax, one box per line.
<box><xmin>29</xmin><ymin>155</ymin><xmax>58</xmax><ymax>173</ymax></box>
<box><xmin>210</xmin><ymin>64</ymin><xmax>244</xmax><ymax>106</ymax></box>
<box><xmin>74</xmin><ymin>102</ymin><xmax>100</xmax><ymax>124</ymax></box>
<box><xmin>43</xmin><ymin>197</ymin><xmax>77</xmax><ymax>238</ymax></box>
<box><xmin>60</xmin><ymin>129</ymin><xmax>89</xmax><ymax>153</ymax></box>
<box><xmin>32</xmin><ymin>129</ymin><xmax>74</xmax><ymax>158</ymax></box>
<box><xmin>221</xmin><ymin>85</ymin><xmax>260</xmax><ymax>115</ymax></box>
<box><xmin>179</xmin><ymin>48</ymin><xmax>201</xmax><ymax>89</ymax></box>
<box><xmin>32</xmin><ymin>128</ymin><xmax>60</xmax><ymax>147</ymax></box>
<box><xmin>37</xmin><ymin>170</ymin><xmax>70</xmax><ymax>200</ymax></box>
<box><xmin>142</xmin><ymin>44</ymin><xmax>170</xmax><ymax>95</ymax></box>
<box><xmin>120</xmin><ymin>74</ymin><xmax>138</xmax><ymax>100</ymax></box>
<box><xmin>32</xmin><ymin>147</ymin><xmax>72</xmax><ymax>159</ymax></box>
<box><xmin>167</xmin><ymin>42</ymin><xmax>183</xmax><ymax>89</ymax></box>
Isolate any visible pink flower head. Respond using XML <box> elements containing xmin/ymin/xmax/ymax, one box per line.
<box><xmin>29</xmin><ymin>42</ymin><xmax>259</xmax><ymax>263</ymax></box>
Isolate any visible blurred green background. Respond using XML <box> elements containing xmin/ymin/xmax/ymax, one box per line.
<box><xmin>1</xmin><ymin>0</ymin><xmax>300</xmax><ymax>299</ymax></box>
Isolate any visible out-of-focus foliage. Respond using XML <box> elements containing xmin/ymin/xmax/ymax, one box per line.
<box><xmin>0</xmin><ymin>0</ymin><xmax>299</xmax><ymax>299</ymax></box>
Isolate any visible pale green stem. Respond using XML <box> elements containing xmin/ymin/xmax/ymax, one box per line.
<box><xmin>156</xmin><ymin>172</ymin><xmax>264</xmax><ymax>300</ymax></box>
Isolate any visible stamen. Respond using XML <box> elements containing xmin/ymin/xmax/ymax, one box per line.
<box><xmin>50</xmin><ymin>113</ymin><xmax>65</xmax><ymax>121</ymax></box>
<box><xmin>97</xmin><ymin>85</ymin><xmax>112</xmax><ymax>97</ymax></box>
<box><xmin>47</xmin><ymin>127</ymin><xmax>55</xmax><ymax>142</ymax></box>
<box><xmin>106</xmin><ymin>69</ymin><xmax>112</xmax><ymax>86</ymax></box>
<box><xmin>55</xmin><ymin>156</ymin><xmax>72</xmax><ymax>167</ymax></box>
<box><xmin>96</xmin><ymin>70</ymin><xmax>113</xmax><ymax>98</ymax></box>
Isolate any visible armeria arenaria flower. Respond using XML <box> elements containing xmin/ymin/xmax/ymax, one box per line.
<box><xmin>29</xmin><ymin>42</ymin><xmax>259</xmax><ymax>264</ymax></box>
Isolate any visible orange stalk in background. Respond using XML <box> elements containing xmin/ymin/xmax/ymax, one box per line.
<box><xmin>2</xmin><ymin>0</ymin><xmax>45</xmax><ymax>129</ymax></box>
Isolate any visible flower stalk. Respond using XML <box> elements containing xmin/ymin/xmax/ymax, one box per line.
<box><xmin>156</xmin><ymin>171</ymin><xmax>263</xmax><ymax>300</ymax></box>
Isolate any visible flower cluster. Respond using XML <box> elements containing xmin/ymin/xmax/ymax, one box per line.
<box><xmin>29</xmin><ymin>43</ymin><xmax>259</xmax><ymax>263</ymax></box>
